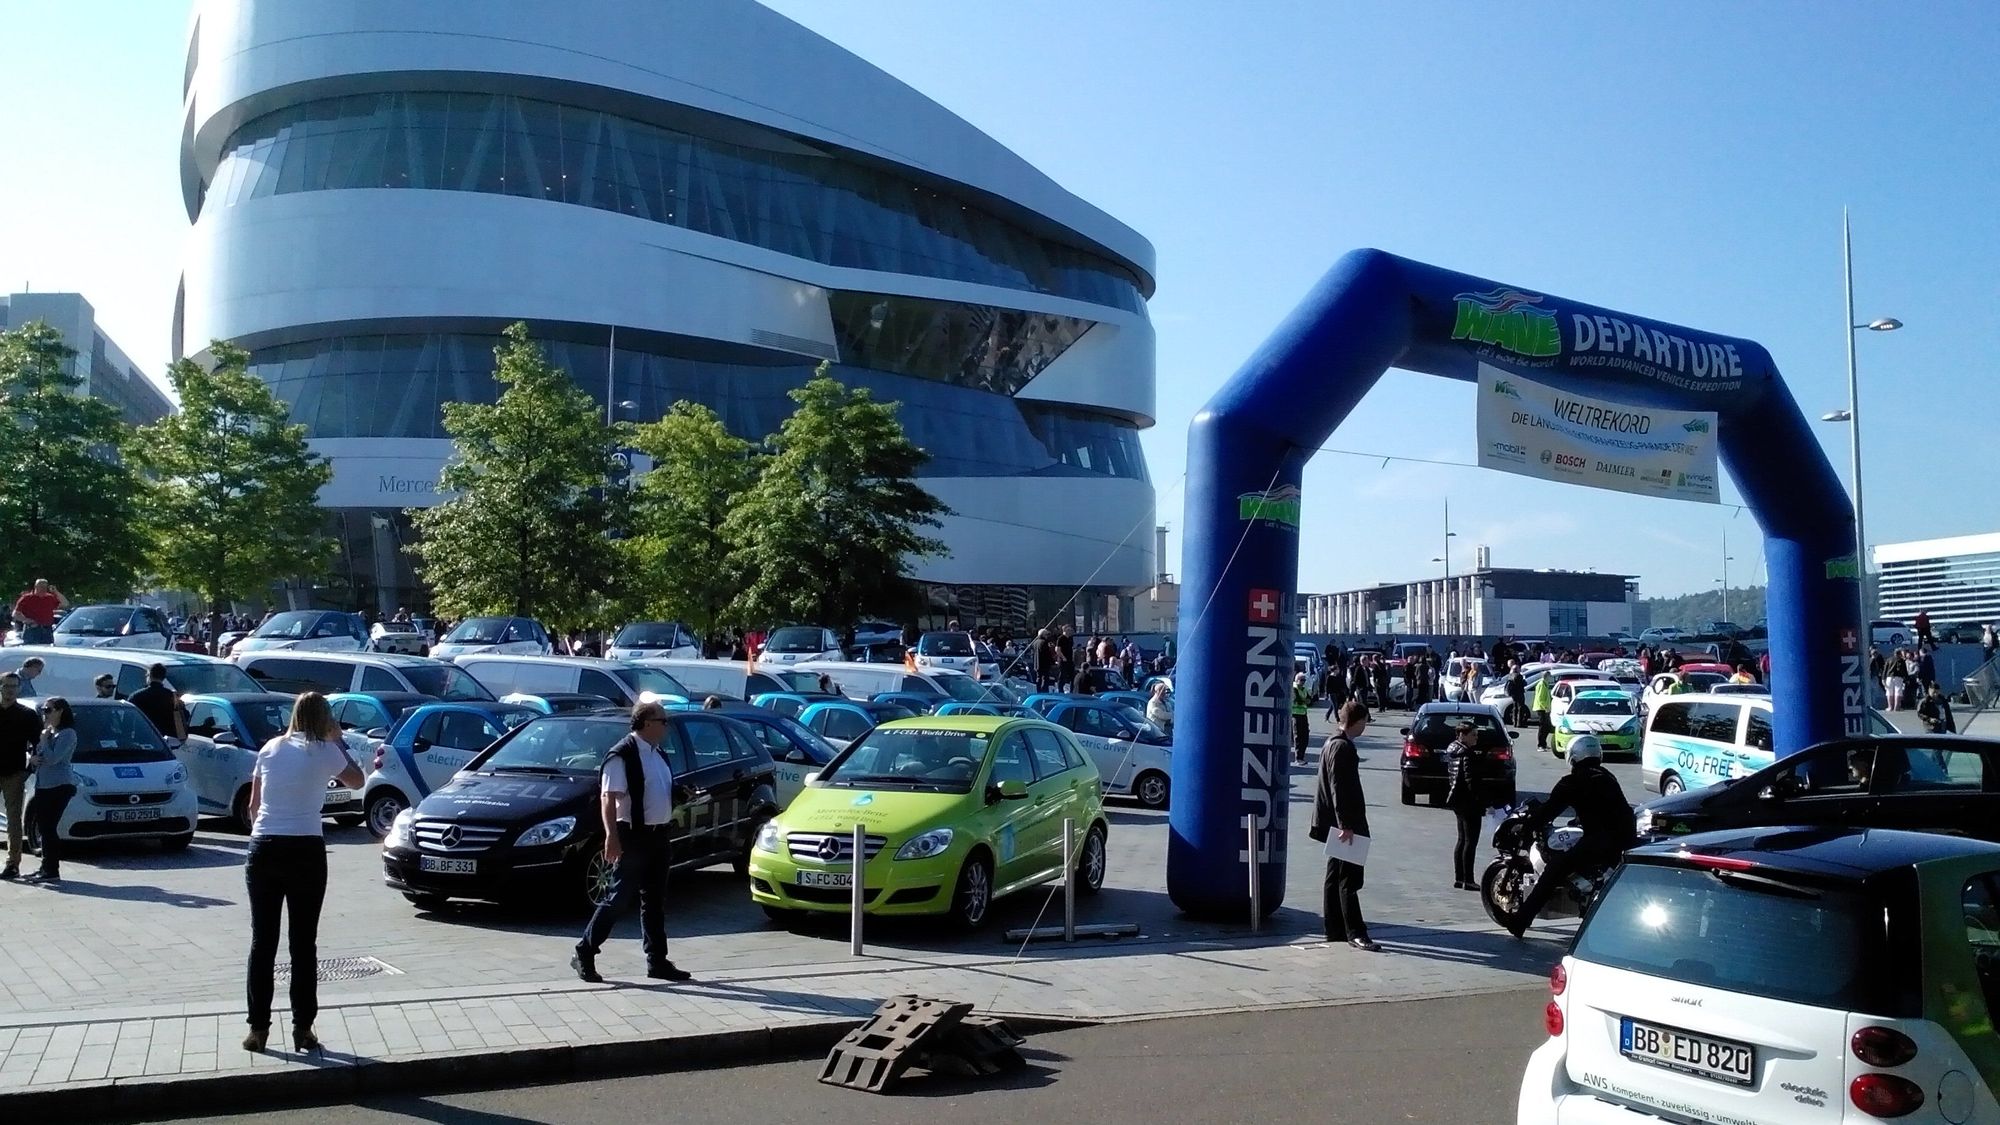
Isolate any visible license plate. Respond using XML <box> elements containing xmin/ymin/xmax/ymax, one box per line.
<box><xmin>1620</xmin><ymin>1018</ymin><xmax>1754</xmax><ymax>1085</ymax></box>
<box><xmin>419</xmin><ymin>856</ymin><xmax>477</xmax><ymax>875</ymax></box>
<box><xmin>105</xmin><ymin>808</ymin><xmax>160</xmax><ymax>822</ymax></box>
<box><xmin>322</xmin><ymin>789</ymin><xmax>351</xmax><ymax>807</ymax></box>
<box><xmin>797</xmin><ymin>870</ymin><xmax>852</xmax><ymax>888</ymax></box>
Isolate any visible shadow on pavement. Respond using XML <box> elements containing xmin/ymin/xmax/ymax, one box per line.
<box><xmin>647</xmin><ymin>977</ymin><xmax>881</xmax><ymax>1016</ymax></box>
<box><xmin>1370</xmin><ymin>922</ymin><xmax>1563</xmax><ymax>976</ymax></box>
<box><xmin>343</xmin><ymin>1099</ymin><xmax>548</xmax><ymax>1125</ymax></box>
<box><xmin>882</xmin><ymin>1046</ymin><xmax>1066</xmax><ymax>1097</ymax></box>
<box><xmin>46</xmin><ymin>881</ymin><xmax>233</xmax><ymax>908</ymax></box>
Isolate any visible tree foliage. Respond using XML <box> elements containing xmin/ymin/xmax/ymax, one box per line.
<box><xmin>0</xmin><ymin>321</ymin><xmax>147</xmax><ymax>601</ymax></box>
<box><xmin>622</xmin><ymin>401</ymin><xmax>758</xmax><ymax>640</ymax></box>
<box><xmin>408</xmin><ymin>323</ymin><xmax>619</xmax><ymax>633</ymax></box>
<box><xmin>724</xmin><ymin>367</ymin><xmax>949</xmax><ymax>630</ymax></box>
<box><xmin>131</xmin><ymin>341</ymin><xmax>333</xmax><ymax>622</ymax></box>
<box><xmin>1640</xmin><ymin>585</ymin><xmax>1768</xmax><ymax>632</ymax></box>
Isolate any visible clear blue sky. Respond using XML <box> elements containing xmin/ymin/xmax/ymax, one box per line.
<box><xmin>3</xmin><ymin>1</ymin><xmax>1994</xmax><ymax>601</ymax></box>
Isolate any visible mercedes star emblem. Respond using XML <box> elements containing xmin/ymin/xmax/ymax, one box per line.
<box><xmin>439</xmin><ymin>825</ymin><xmax>462</xmax><ymax>848</ymax></box>
<box><xmin>817</xmin><ymin>835</ymin><xmax>842</xmax><ymax>861</ymax></box>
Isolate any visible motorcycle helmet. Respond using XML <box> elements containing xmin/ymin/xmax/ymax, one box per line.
<box><xmin>1566</xmin><ymin>735</ymin><xmax>1605</xmax><ymax>763</ymax></box>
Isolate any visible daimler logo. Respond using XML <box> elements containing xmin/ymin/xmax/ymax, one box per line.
<box><xmin>439</xmin><ymin>825</ymin><xmax>463</xmax><ymax>848</ymax></box>
<box><xmin>816</xmin><ymin>836</ymin><xmax>842</xmax><ymax>861</ymax></box>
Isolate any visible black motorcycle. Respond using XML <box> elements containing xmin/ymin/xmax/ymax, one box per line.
<box><xmin>1479</xmin><ymin>803</ymin><xmax>1614</xmax><ymax>929</ymax></box>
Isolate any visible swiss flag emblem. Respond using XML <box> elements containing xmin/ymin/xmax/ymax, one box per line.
<box><xmin>1248</xmin><ymin>588</ymin><xmax>1281</xmax><ymax>624</ymax></box>
<box><xmin>1840</xmin><ymin>629</ymin><xmax>1859</xmax><ymax>653</ymax></box>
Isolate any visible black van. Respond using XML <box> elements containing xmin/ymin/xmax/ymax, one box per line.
<box><xmin>381</xmin><ymin>710</ymin><xmax>779</xmax><ymax>910</ymax></box>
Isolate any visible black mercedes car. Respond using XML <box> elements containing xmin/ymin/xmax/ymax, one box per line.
<box><xmin>1398</xmin><ymin>702</ymin><xmax>1518</xmax><ymax>807</ymax></box>
<box><xmin>381</xmin><ymin>710</ymin><xmax>779</xmax><ymax>911</ymax></box>
<box><xmin>1636</xmin><ymin>734</ymin><xmax>2000</xmax><ymax>844</ymax></box>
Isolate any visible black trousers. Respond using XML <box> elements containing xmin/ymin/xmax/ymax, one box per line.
<box><xmin>580</xmin><ymin>824</ymin><xmax>672</xmax><ymax>964</ymax></box>
<box><xmin>1535</xmin><ymin>710</ymin><xmax>1552</xmax><ymax>749</ymax></box>
<box><xmin>245</xmin><ymin>836</ymin><xmax>329</xmax><ymax>1031</ymax></box>
<box><xmin>1452</xmin><ymin>807</ymin><xmax>1482</xmax><ymax>885</ymax></box>
<box><xmin>32</xmin><ymin>785</ymin><xmax>73</xmax><ymax>874</ymax></box>
<box><xmin>1323</xmin><ymin>857</ymin><xmax>1367</xmax><ymax>941</ymax></box>
<box><xmin>1515</xmin><ymin>843</ymin><xmax>1620</xmax><ymax>928</ymax></box>
<box><xmin>1291</xmin><ymin>713</ymin><xmax>1309</xmax><ymax>761</ymax></box>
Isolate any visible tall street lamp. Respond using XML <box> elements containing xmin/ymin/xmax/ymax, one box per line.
<box><xmin>1827</xmin><ymin>207</ymin><xmax>1903</xmax><ymax>618</ymax></box>
<box><xmin>1437</xmin><ymin>498</ymin><xmax>1458</xmax><ymax>636</ymax></box>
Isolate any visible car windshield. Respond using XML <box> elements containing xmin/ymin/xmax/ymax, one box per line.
<box><xmin>1574</xmin><ymin>860</ymin><xmax>1907</xmax><ymax>1015</ymax></box>
<box><xmin>68</xmin><ymin>705</ymin><xmax>174</xmax><ymax>763</ymax></box>
<box><xmin>933</xmin><ymin>675</ymin><xmax>1009</xmax><ymax>703</ymax></box>
<box><xmin>613</xmin><ymin>665</ymin><xmax>690</xmax><ymax>700</ymax></box>
<box><xmin>477</xmin><ymin>717</ymin><xmax>625</xmax><ymax>773</ymax></box>
<box><xmin>1570</xmin><ymin>696</ymin><xmax>1634</xmax><ymax>716</ymax></box>
<box><xmin>1114</xmin><ymin>706</ymin><xmax>1170</xmax><ymax>741</ymax></box>
<box><xmin>766</xmin><ymin>627</ymin><xmax>828</xmax><ymax>653</ymax></box>
<box><xmin>251</xmin><ymin>611</ymin><xmax>322</xmax><ymax>639</ymax></box>
<box><xmin>820</xmin><ymin>727</ymin><xmax>987</xmax><ymax>793</ymax></box>
<box><xmin>1414</xmin><ymin>712</ymin><xmax>1504</xmax><ymax>742</ymax></box>
<box><xmin>162</xmin><ymin>663</ymin><xmax>261</xmax><ymax>694</ymax></box>
<box><xmin>375</xmin><ymin>621</ymin><xmax>416</xmax><ymax>634</ymax></box>
<box><xmin>918</xmin><ymin>633</ymin><xmax>974</xmax><ymax>656</ymax></box>
<box><xmin>234</xmin><ymin>698</ymin><xmax>294</xmax><ymax>744</ymax></box>
<box><xmin>397</xmin><ymin>663</ymin><xmax>495</xmax><ymax>701</ymax></box>
<box><xmin>1684</xmin><ymin>672</ymin><xmax>1726</xmax><ymax>691</ymax></box>
<box><xmin>56</xmin><ymin>607</ymin><xmax>133</xmax><ymax>636</ymax></box>
<box><xmin>770</xmin><ymin>671</ymin><xmax>822</xmax><ymax>692</ymax></box>
<box><xmin>444</xmin><ymin>617</ymin><xmax>514</xmax><ymax>644</ymax></box>
<box><xmin>770</xmin><ymin>715</ymin><xmax>838</xmax><ymax>761</ymax></box>
<box><xmin>614</xmin><ymin>623</ymin><xmax>685</xmax><ymax>647</ymax></box>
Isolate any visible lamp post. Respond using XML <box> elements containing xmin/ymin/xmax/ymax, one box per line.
<box><xmin>1826</xmin><ymin>207</ymin><xmax>1902</xmax><ymax>618</ymax></box>
<box><xmin>1721</xmin><ymin>529</ymin><xmax>1735</xmax><ymax>624</ymax></box>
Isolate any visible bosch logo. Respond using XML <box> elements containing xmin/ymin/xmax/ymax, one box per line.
<box><xmin>1552</xmin><ymin>453</ymin><xmax>1586</xmax><ymax>468</ymax></box>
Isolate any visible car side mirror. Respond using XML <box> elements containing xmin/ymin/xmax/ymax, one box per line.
<box><xmin>1508</xmin><ymin>730</ymin><xmax>1520</xmax><ymax>740</ymax></box>
<box><xmin>1398</xmin><ymin>727</ymin><xmax>1411</xmax><ymax>736</ymax></box>
<box><xmin>998</xmin><ymin>779</ymin><xmax>1029</xmax><ymax>800</ymax></box>
<box><xmin>785</xmin><ymin>749</ymin><xmax>810</xmax><ymax>764</ymax></box>
<box><xmin>213</xmin><ymin>732</ymin><xmax>240</xmax><ymax>747</ymax></box>
<box><xmin>803</xmin><ymin>771</ymin><xmax>821</xmax><ymax>787</ymax></box>
<box><xmin>1111</xmin><ymin>729</ymin><xmax>1133</xmax><ymax>741</ymax></box>
<box><xmin>411</xmin><ymin>738</ymin><xmax>431</xmax><ymax>752</ymax></box>
<box><xmin>365</xmin><ymin>727</ymin><xmax>390</xmax><ymax>740</ymax></box>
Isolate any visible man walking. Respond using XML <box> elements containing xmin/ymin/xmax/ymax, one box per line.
<box><xmin>1531</xmin><ymin>671</ymin><xmax>1554</xmax><ymax>752</ymax></box>
<box><xmin>10</xmin><ymin>580</ymin><xmax>66</xmax><ymax>646</ymax></box>
<box><xmin>128</xmin><ymin>664</ymin><xmax>189</xmax><ymax>745</ymax></box>
<box><xmin>1307</xmin><ymin>701</ymin><xmax>1378</xmax><ymax>951</ymax></box>
<box><xmin>1290</xmin><ymin>672</ymin><xmax>1312</xmax><ymax>765</ymax></box>
<box><xmin>573</xmin><ymin>702</ymin><xmax>692</xmax><ymax>984</ymax></box>
<box><xmin>0</xmin><ymin>674</ymin><xmax>36</xmax><ymax>878</ymax></box>
<box><xmin>13</xmin><ymin>658</ymin><xmax>43</xmax><ymax>698</ymax></box>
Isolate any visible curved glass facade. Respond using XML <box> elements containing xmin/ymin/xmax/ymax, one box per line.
<box><xmin>209</xmin><ymin>92</ymin><xmax>1147</xmax><ymax>313</ymax></box>
<box><xmin>248</xmin><ymin>331</ymin><xmax>1149</xmax><ymax>482</ymax></box>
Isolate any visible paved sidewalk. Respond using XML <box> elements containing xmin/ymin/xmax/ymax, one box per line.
<box><xmin>0</xmin><ymin>917</ymin><xmax>1560</xmax><ymax>1119</ymax></box>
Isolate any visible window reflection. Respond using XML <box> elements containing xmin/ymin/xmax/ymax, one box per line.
<box><xmin>209</xmin><ymin>91</ymin><xmax>1147</xmax><ymax>313</ymax></box>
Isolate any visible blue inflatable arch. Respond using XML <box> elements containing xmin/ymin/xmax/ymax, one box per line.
<box><xmin>1170</xmin><ymin>249</ymin><xmax>1863</xmax><ymax>918</ymax></box>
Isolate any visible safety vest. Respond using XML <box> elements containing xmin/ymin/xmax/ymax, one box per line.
<box><xmin>1291</xmin><ymin>682</ymin><xmax>1311</xmax><ymax>715</ymax></box>
<box><xmin>1532</xmin><ymin>676</ymin><xmax>1553</xmax><ymax>712</ymax></box>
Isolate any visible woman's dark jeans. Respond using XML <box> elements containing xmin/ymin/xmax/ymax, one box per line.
<box><xmin>1453</xmin><ymin>807</ymin><xmax>1483</xmax><ymax>886</ymax></box>
<box><xmin>32</xmin><ymin>785</ymin><xmax>74</xmax><ymax>875</ymax></box>
<box><xmin>245</xmin><ymin>836</ymin><xmax>328</xmax><ymax>1032</ymax></box>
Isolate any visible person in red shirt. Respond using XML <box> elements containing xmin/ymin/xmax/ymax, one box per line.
<box><xmin>10</xmin><ymin>580</ymin><xmax>66</xmax><ymax>646</ymax></box>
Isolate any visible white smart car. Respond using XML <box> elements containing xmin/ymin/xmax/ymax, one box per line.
<box><xmin>1521</xmin><ymin>826</ymin><xmax>2000</xmax><ymax>1124</ymax></box>
<box><xmin>357</xmin><ymin>700</ymin><xmax>540</xmax><ymax>837</ymax></box>
<box><xmin>430</xmin><ymin>616</ymin><xmax>554</xmax><ymax>659</ymax></box>
<box><xmin>50</xmin><ymin>605</ymin><xmax>173</xmax><ymax>650</ymax></box>
<box><xmin>8</xmin><ymin>700</ymin><xmax>200</xmax><ymax>851</ymax></box>
<box><xmin>755</xmin><ymin>626</ymin><xmax>844</xmax><ymax>669</ymax></box>
<box><xmin>180</xmin><ymin>692</ymin><xmax>372</xmax><ymax>829</ymax></box>
<box><xmin>232</xmin><ymin>610</ymin><xmax>368</xmax><ymax>656</ymax></box>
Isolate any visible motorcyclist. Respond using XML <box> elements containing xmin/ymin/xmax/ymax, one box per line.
<box><xmin>1504</xmin><ymin>735</ymin><xmax>1636</xmax><ymax>938</ymax></box>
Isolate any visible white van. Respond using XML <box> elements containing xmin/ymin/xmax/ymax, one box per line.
<box><xmin>1641</xmin><ymin>692</ymin><xmax>1898</xmax><ymax>796</ymax></box>
<box><xmin>7</xmin><ymin>647</ymin><xmax>259</xmax><ymax>698</ymax></box>
<box><xmin>632</xmin><ymin>658</ymin><xmax>823</xmax><ymax>700</ymax></box>
<box><xmin>796</xmin><ymin>662</ymin><xmax>1005</xmax><ymax>706</ymax></box>
<box><xmin>236</xmin><ymin>652</ymin><xmax>493</xmax><ymax>700</ymax></box>
<box><xmin>451</xmin><ymin>654</ymin><xmax>691</xmax><ymax>706</ymax></box>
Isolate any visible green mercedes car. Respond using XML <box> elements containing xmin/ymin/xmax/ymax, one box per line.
<box><xmin>748</xmin><ymin>715</ymin><xmax>1109</xmax><ymax>930</ymax></box>
<box><xmin>1551</xmin><ymin>689</ymin><xmax>1640</xmax><ymax>758</ymax></box>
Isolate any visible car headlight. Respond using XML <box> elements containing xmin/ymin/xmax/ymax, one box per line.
<box><xmin>756</xmin><ymin>822</ymin><xmax>784</xmax><ymax>854</ymax></box>
<box><xmin>75</xmin><ymin>773</ymin><xmax>98</xmax><ymax>789</ymax></box>
<box><xmin>894</xmin><ymin>827</ymin><xmax>955</xmax><ymax>861</ymax></box>
<box><xmin>165</xmin><ymin>767</ymin><xmax>186</xmax><ymax>786</ymax></box>
<box><xmin>514</xmin><ymin>816</ymin><xmax>576</xmax><ymax>847</ymax></box>
<box><xmin>1618</xmin><ymin>716</ymin><xmax>1638</xmax><ymax>734</ymax></box>
<box><xmin>385</xmin><ymin>807</ymin><xmax>415</xmax><ymax>848</ymax></box>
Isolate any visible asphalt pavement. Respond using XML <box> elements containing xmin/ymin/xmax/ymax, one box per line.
<box><xmin>163</xmin><ymin>987</ymin><xmax>1550</xmax><ymax>1125</ymax></box>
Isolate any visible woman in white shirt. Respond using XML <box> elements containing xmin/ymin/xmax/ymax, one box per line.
<box><xmin>240</xmin><ymin>692</ymin><xmax>363</xmax><ymax>1055</ymax></box>
<box><xmin>1145</xmin><ymin>681</ymin><xmax>1174</xmax><ymax>735</ymax></box>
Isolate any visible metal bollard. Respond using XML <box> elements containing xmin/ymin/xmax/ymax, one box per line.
<box><xmin>1062</xmin><ymin>817</ymin><xmax>1077</xmax><ymax>942</ymax></box>
<box><xmin>1247</xmin><ymin>815</ymin><xmax>1262</xmax><ymax>933</ymax></box>
<box><xmin>850</xmin><ymin>822</ymin><xmax>866</xmax><ymax>956</ymax></box>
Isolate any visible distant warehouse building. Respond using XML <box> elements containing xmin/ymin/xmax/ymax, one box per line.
<box><xmin>177</xmin><ymin>0</ymin><xmax>1157</xmax><ymax>630</ymax></box>
<box><xmin>1303</xmin><ymin>555</ymin><xmax>1638</xmax><ymax>640</ymax></box>
<box><xmin>0</xmin><ymin>292</ymin><xmax>175</xmax><ymax>426</ymax></box>
<box><xmin>1874</xmin><ymin>532</ymin><xmax>2000</xmax><ymax>639</ymax></box>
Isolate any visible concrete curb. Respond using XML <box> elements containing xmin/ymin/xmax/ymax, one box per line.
<box><xmin>1</xmin><ymin>1012</ymin><xmax>1096</xmax><ymax>1123</ymax></box>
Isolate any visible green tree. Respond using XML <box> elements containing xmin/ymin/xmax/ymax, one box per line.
<box><xmin>408</xmin><ymin>323</ymin><xmax>619</xmax><ymax>633</ymax></box>
<box><xmin>132</xmin><ymin>341</ymin><xmax>333</xmax><ymax>641</ymax></box>
<box><xmin>622</xmin><ymin>401</ymin><xmax>758</xmax><ymax>642</ymax></box>
<box><xmin>724</xmin><ymin>367</ymin><xmax>949</xmax><ymax>632</ymax></box>
<box><xmin>0</xmin><ymin>321</ymin><xmax>146</xmax><ymax>602</ymax></box>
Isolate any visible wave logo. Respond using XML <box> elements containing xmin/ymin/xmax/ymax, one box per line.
<box><xmin>1452</xmin><ymin>288</ymin><xmax>1561</xmax><ymax>358</ymax></box>
<box><xmin>1682</xmin><ymin>418</ymin><xmax>1711</xmax><ymax>434</ymax></box>
<box><xmin>1237</xmin><ymin>484</ymin><xmax>1303</xmax><ymax>531</ymax></box>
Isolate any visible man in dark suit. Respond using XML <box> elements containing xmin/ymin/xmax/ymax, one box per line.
<box><xmin>1308</xmin><ymin>700</ymin><xmax>1379</xmax><ymax>951</ymax></box>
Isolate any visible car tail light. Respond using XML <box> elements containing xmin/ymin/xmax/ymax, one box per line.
<box><xmin>1851</xmin><ymin>1026</ymin><xmax>1917</xmax><ymax>1068</ymax></box>
<box><xmin>1849</xmin><ymin>1073</ymin><xmax>1924</xmax><ymax>1117</ymax></box>
<box><xmin>372</xmin><ymin>745</ymin><xmax>384</xmax><ymax>771</ymax></box>
<box><xmin>1543</xmin><ymin>1001</ymin><xmax>1564</xmax><ymax>1038</ymax></box>
<box><xmin>1550</xmin><ymin>963</ymin><xmax>1567</xmax><ymax>996</ymax></box>
<box><xmin>1493</xmin><ymin>748</ymin><xmax>1513</xmax><ymax>762</ymax></box>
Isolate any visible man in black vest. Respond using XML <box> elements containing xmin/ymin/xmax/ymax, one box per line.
<box><xmin>573</xmin><ymin>702</ymin><xmax>691</xmax><ymax>983</ymax></box>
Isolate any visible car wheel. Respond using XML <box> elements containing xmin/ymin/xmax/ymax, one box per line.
<box><xmin>1660</xmin><ymin>772</ymin><xmax>1684</xmax><ymax>797</ymax></box>
<box><xmin>1133</xmin><ymin>770</ymin><xmax>1170</xmax><ymax>810</ymax></box>
<box><xmin>404</xmin><ymin>893</ymin><xmax>448</xmax><ymax>911</ymax></box>
<box><xmin>1075</xmin><ymin>824</ymin><xmax>1107</xmax><ymax>895</ymax></box>
<box><xmin>365</xmin><ymin>790</ymin><xmax>408</xmax><ymax>839</ymax></box>
<box><xmin>949</xmin><ymin>852</ymin><xmax>994</xmax><ymax>932</ymax></box>
<box><xmin>160</xmin><ymin>833</ymin><xmax>194</xmax><ymax>853</ymax></box>
<box><xmin>1551</xmin><ymin>741</ymin><xmax>1566</xmax><ymax>760</ymax></box>
<box><xmin>230</xmin><ymin>786</ymin><xmax>254</xmax><ymax>834</ymax></box>
<box><xmin>333</xmin><ymin>813</ymin><xmax>364</xmax><ymax>829</ymax></box>
<box><xmin>582</xmin><ymin>848</ymin><xmax>616</xmax><ymax>909</ymax></box>
<box><xmin>762</xmin><ymin>905</ymin><xmax>806</xmax><ymax>928</ymax></box>
<box><xmin>1401</xmin><ymin>784</ymin><xmax>1416</xmax><ymax>806</ymax></box>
